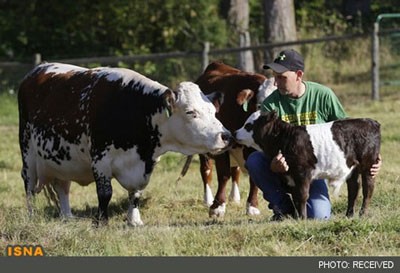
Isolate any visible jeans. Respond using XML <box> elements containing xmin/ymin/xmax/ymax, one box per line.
<box><xmin>245</xmin><ymin>151</ymin><xmax>331</xmax><ymax>220</ymax></box>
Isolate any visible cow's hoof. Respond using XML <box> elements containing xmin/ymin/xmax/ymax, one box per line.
<box><xmin>127</xmin><ymin>220</ymin><xmax>144</xmax><ymax>227</ymax></box>
<box><xmin>246</xmin><ymin>204</ymin><xmax>260</xmax><ymax>216</ymax></box>
<box><xmin>209</xmin><ymin>203</ymin><xmax>226</xmax><ymax>217</ymax></box>
<box><xmin>127</xmin><ymin>208</ymin><xmax>144</xmax><ymax>227</ymax></box>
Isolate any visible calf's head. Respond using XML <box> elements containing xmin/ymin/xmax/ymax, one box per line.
<box><xmin>235</xmin><ymin>110</ymin><xmax>281</xmax><ymax>153</ymax></box>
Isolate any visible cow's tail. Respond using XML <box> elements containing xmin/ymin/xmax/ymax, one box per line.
<box><xmin>176</xmin><ymin>155</ymin><xmax>193</xmax><ymax>182</ymax></box>
<box><xmin>43</xmin><ymin>184</ymin><xmax>61</xmax><ymax>212</ymax></box>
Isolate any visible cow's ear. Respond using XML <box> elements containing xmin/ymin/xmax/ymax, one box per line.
<box><xmin>206</xmin><ymin>91</ymin><xmax>224</xmax><ymax>113</ymax></box>
<box><xmin>162</xmin><ymin>89</ymin><xmax>176</xmax><ymax>118</ymax></box>
<box><xmin>236</xmin><ymin>89</ymin><xmax>254</xmax><ymax>112</ymax></box>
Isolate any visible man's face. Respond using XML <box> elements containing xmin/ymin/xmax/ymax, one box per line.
<box><xmin>273</xmin><ymin>70</ymin><xmax>301</xmax><ymax>96</ymax></box>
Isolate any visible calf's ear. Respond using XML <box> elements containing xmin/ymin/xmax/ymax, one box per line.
<box><xmin>236</xmin><ymin>89</ymin><xmax>254</xmax><ymax>112</ymax></box>
<box><xmin>162</xmin><ymin>89</ymin><xmax>176</xmax><ymax>118</ymax></box>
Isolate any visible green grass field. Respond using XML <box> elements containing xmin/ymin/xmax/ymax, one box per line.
<box><xmin>0</xmin><ymin>77</ymin><xmax>399</xmax><ymax>256</ymax></box>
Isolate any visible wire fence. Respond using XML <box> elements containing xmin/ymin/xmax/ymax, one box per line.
<box><xmin>1</xmin><ymin>30</ymin><xmax>399</xmax><ymax>100</ymax></box>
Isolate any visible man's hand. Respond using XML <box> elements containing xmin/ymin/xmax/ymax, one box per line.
<box><xmin>271</xmin><ymin>151</ymin><xmax>289</xmax><ymax>173</ymax></box>
<box><xmin>370</xmin><ymin>154</ymin><xmax>382</xmax><ymax>178</ymax></box>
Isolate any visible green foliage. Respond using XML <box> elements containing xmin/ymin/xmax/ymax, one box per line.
<box><xmin>0</xmin><ymin>0</ymin><xmax>228</xmax><ymax>61</ymax></box>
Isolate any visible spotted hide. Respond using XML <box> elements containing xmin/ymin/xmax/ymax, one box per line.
<box><xmin>18</xmin><ymin>63</ymin><xmax>232</xmax><ymax>226</ymax></box>
<box><xmin>235</xmin><ymin>111</ymin><xmax>381</xmax><ymax>219</ymax></box>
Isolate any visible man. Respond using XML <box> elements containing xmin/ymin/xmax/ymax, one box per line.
<box><xmin>245</xmin><ymin>49</ymin><xmax>382</xmax><ymax>220</ymax></box>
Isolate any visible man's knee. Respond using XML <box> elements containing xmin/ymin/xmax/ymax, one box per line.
<box><xmin>245</xmin><ymin>151</ymin><xmax>265</xmax><ymax>171</ymax></box>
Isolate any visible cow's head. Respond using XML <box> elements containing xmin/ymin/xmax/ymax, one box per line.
<box><xmin>234</xmin><ymin>110</ymin><xmax>262</xmax><ymax>151</ymax></box>
<box><xmin>161</xmin><ymin>81</ymin><xmax>232</xmax><ymax>156</ymax></box>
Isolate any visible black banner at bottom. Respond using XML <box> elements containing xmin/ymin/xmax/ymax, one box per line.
<box><xmin>1</xmin><ymin>256</ymin><xmax>398</xmax><ymax>273</ymax></box>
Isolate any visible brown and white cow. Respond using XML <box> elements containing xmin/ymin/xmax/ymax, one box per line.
<box><xmin>18</xmin><ymin>62</ymin><xmax>232</xmax><ymax>226</ymax></box>
<box><xmin>235</xmin><ymin>110</ymin><xmax>381</xmax><ymax>219</ymax></box>
<box><xmin>180</xmin><ymin>61</ymin><xmax>275</xmax><ymax>217</ymax></box>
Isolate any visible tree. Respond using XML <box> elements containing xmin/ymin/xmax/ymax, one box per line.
<box><xmin>226</xmin><ymin>0</ymin><xmax>254</xmax><ymax>72</ymax></box>
<box><xmin>262</xmin><ymin>0</ymin><xmax>297</xmax><ymax>62</ymax></box>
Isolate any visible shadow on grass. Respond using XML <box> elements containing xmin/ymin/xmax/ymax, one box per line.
<box><xmin>43</xmin><ymin>196</ymin><xmax>152</xmax><ymax>222</ymax></box>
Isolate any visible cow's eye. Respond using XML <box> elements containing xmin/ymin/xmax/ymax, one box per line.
<box><xmin>244</xmin><ymin>123</ymin><xmax>253</xmax><ymax>132</ymax></box>
<box><xmin>186</xmin><ymin>110</ymin><xmax>197</xmax><ymax>118</ymax></box>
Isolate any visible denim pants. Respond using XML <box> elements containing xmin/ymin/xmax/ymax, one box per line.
<box><xmin>245</xmin><ymin>151</ymin><xmax>331</xmax><ymax>220</ymax></box>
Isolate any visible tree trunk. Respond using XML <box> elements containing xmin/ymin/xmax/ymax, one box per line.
<box><xmin>227</xmin><ymin>0</ymin><xmax>254</xmax><ymax>72</ymax></box>
<box><xmin>262</xmin><ymin>0</ymin><xmax>297</xmax><ymax>63</ymax></box>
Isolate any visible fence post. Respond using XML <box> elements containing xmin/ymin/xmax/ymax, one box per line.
<box><xmin>33</xmin><ymin>53</ymin><xmax>42</xmax><ymax>66</ymax></box>
<box><xmin>202</xmin><ymin>41</ymin><xmax>210</xmax><ymax>72</ymax></box>
<box><xmin>371</xmin><ymin>23</ymin><xmax>379</xmax><ymax>101</ymax></box>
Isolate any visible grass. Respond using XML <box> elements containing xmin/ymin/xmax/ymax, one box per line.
<box><xmin>1</xmin><ymin>56</ymin><xmax>400</xmax><ymax>256</ymax></box>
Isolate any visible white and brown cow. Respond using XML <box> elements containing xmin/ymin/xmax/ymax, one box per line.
<box><xmin>18</xmin><ymin>62</ymin><xmax>232</xmax><ymax>226</ymax></box>
<box><xmin>179</xmin><ymin>61</ymin><xmax>275</xmax><ymax>217</ymax></box>
<box><xmin>235</xmin><ymin>110</ymin><xmax>381</xmax><ymax>219</ymax></box>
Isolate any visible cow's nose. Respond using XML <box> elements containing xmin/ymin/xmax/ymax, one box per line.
<box><xmin>221</xmin><ymin>132</ymin><xmax>234</xmax><ymax>145</ymax></box>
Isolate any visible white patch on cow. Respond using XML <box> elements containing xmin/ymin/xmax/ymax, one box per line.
<box><xmin>229</xmin><ymin>182</ymin><xmax>240</xmax><ymax>203</ymax></box>
<box><xmin>204</xmin><ymin>184</ymin><xmax>214</xmax><ymax>207</ymax></box>
<box><xmin>306</xmin><ymin>122</ymin><xmax>354</xmax><ymax>192</ymax></box>
<box><xmin>235</xmin><ymin>110</ymin><xmax>262</xmax><ymax>151</ymax></box>
<box><xmin>44</xmin><ymin>63</ymin><xmax>88</xmax><ymax>75</ymax></box>
<box><xmin>257</xmin><ymin>77</ymin><xmax>276</xmax><ymax>104</ymax></box>
<box><xmin>92</xmin><ymin>67</ymin><xmax>166</xmax><ymax>93</ymax></box>
<box><xmin>108</xmin><ymin>147</ymin><xmax>150</xmax><ymax>191</ymax></box>
<box><xmin>33</xmin><ymin>132</ymin><xmax>94</xmax><ymax>185</ymax></box>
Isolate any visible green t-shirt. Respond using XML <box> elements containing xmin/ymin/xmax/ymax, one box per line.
<box><xmin>260</xmin><ymin>81</ymin><xmax>347</xmax><ymax>125</ymax></box>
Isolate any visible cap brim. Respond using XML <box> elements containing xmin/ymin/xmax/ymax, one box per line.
<box><xmin>263</xmin><ymin>63</ymin><xmax>289</xmax><ymax>73</ymax></box>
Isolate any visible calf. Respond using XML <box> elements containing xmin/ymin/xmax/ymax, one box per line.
<box><xmin>180</xmin><ymin>61</ymin><xmax>275</xmax><ymax>217</ymax></box>
<box><xmin>18</xmin><ymin>62</ymin><xmax>232</xmax><ymax>226</ymax></box>
<box><xmin>235</xmin><ymin>111</ymin><xmax>381</xmax><ymax>219</ymax></box>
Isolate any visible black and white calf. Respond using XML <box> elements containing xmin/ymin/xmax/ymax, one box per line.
<box><xmin>18</xmin><ymin>62</ymin><xmax>232</xmax><ymax>226</ymax></box>
<box><xmin>235</xmin><ymin>110</ymin><xmax>381</xmax><ymax>219</ymax></box>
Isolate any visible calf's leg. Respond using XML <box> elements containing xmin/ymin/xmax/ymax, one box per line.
<box><xmin>346</xmin><ymin>170</ymin><xmax>360</xmax><ymax>217</ymax></box>
<box><xmin>359</xmin><ymin>173</ymin><xmax>375</xmax><ymax>216</ymax></box>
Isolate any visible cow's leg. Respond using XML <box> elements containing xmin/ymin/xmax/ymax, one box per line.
<box><xmin>200</xmin><ymin>155</ymin><xmax>214</xmax><ymax>207</ymax></box>
<box><xmin>246</xmin><ymin>178</ymin><xmax>260</xmax><ymax>215</ymax></box>
<box><xmin>209</xmin><ymin>152</ymin><xmax>230</xmax><ymax>217</ymax></box>
<box><xmin>345</xmin><ymin>170</ymin><xmax>360</xmax><ymax>217</ymax></box>
<box><xmin>359</xmin><ymin>172</ymin><xmax>375</xmax><ymax>216</ymax></box>
<box><xmin>127</xmin><ymin>190</ymin><xmax>144</xmax><ymax>226</ymax></box>
<box><xmin>52</xmin><ymin>179</ymin><xmax>73</xmax><ymax>218</ymax></box>
<box><xmin>243</xmin><ymin>148</ymin><xmax>260</xmax><ymax>216</ymax></box>
<box><xmin>21</xmin><ymin>152</ymin><xmax>37</xmax><ymax>216</ymax></box>
<box><xmin>229</xmin><ymin>166</ymin><xmax>241</xmax><ymax>203</ymax></box>
<box><xmin>92</xmin><ymin>166</ymin><xmax>113</xmax><ymax>225</ymax></box>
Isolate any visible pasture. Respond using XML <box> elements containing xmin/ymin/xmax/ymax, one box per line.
<box><xmin>0</xmin><ymin>79</ymin><xmax>399</xmax><ymax>256</ymax></box>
